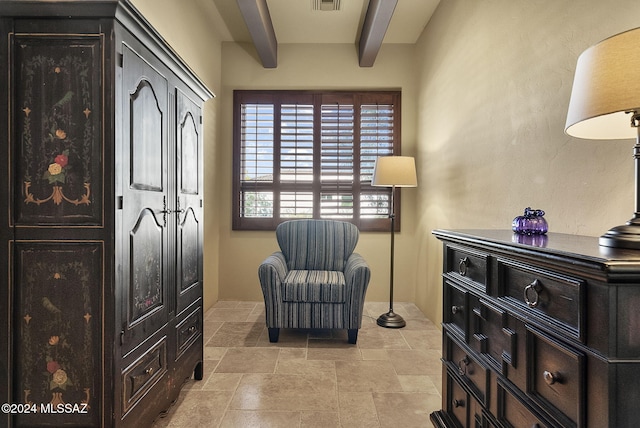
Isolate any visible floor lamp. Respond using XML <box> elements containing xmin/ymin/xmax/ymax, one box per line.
<box><xmin>372</xmin><ymin>156</ymin><xmax>418</xmax><ymax>328</ymax></box>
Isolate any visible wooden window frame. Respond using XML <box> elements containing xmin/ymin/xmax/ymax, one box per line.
<box><xmin>232</xmin><ymin>90</ymin><xmax>402</xmax><ymax>232</ymax></box>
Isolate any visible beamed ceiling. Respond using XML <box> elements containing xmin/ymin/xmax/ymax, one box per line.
<box><xmin>209</xmin><ymin>0</ymin><xmax>440</xmax><ymax>68</ymax></box>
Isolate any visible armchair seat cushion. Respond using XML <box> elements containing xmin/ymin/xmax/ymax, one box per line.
<box><xmin>283</xmin><ymin>270</ymin><xmax>345</xmax><ymax>303</ymax></box>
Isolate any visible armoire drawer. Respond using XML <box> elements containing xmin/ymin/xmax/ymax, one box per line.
<box><xmin>121</xmin><ymin>338</ymin><xmax>167</xmax><ymax>414</ymax></box>
<box><xmin>498</xmin><ymin>259</ymin><xmax>585</xmax><ymax>341</ymax></box>
<box><xmin>528</xmin><ymin>327</ymin><xmax>584</xmax><ymax>427</ymax></box>
<box><xmin>176</xmin><ymin>306</ymin><xmax>202</xmax><ymax>358</ymax></box>
<box><xmin>446</xmin><ymin>244</ymin><xmax>489</xmax><ymax>292</ymax></box>
<box><xmin>446</xmin><ymin>333</ymin><xmax>489</xmax><ymax>406</ymax></box>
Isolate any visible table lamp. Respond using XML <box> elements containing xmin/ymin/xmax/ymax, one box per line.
<box><xmin>565</xmin><ymin>27</ymin><xmax>640</xmax><ymax>249</ymax></box>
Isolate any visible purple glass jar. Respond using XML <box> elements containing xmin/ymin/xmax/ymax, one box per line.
<box><xmin>512</xmin><ymin>207</ymin><xmax>548</xmax><ymax>235</ymax></box>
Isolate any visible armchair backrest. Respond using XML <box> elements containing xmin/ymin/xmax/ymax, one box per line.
<box><xmin>276</xmin><ymin>219</ymin><xmax>359</xmax><ymax>271</ymax></box>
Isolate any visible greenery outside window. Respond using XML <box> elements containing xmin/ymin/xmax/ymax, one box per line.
<box><xmin>233</xmin><ymin>90</ymin><xmax>402</xmax><ymax>231</ymax></box>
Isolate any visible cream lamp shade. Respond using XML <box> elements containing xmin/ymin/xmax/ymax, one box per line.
<box><xmin>565</xmin><ymin>27</ymin><xmax>640</xmax><ymax>140</ymax></box>
<box><xmin>372</xmin><ymin>156</ymin><xmax>417</xmax><ymax>187</ymax></box>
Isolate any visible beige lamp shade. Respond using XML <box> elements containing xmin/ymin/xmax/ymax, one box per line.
<box><xmin>565</xmin><ymin>27</ymin><xmax>640</xmax><ymax>140</ymax></box>
<box><xmin>372</xmin><ymin>156</ymin><xmax>417</xmax><ymax>187</ymax></box>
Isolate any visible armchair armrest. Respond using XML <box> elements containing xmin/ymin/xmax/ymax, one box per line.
<box><xmin>258</xmin><ymin>252</ymin><xmax>288</xmax><ymax>329</ymax></box>
<box><xmin>259</xmin><ymin>251</ymin><xmax>288</xmax><ymax>280</ymax></box>
<box><xmin>344</xmin><ymin>252</ymin><xmax>371</xmax><ymax>328</ymax></box>
<box><xmin>258</xmin><ymin>251</ymin><xmax>288</xmax><ymax>297</ymax></box>
<box><xmin>345</xmin><ymin>252</ymin><xmax>371</xmax><ymax>292</ymax></box>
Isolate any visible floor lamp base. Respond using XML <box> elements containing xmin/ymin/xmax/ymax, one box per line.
<box><xmin>377</xmin><ymin>310</ymin><xmax>406</xmax><ymax>328</ymax></box>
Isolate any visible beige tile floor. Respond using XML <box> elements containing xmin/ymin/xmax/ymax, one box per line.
<box><xmin>152</xmin><ymin>301</ymin><xmax>442</xmax><ymax>428</ymax></box>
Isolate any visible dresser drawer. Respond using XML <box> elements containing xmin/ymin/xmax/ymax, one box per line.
<box><xmin>448</xmin><ymin>371</ymin><xmax>468</xmax><ymax>428</ymax></box>
<box><xmin>497</xmin><ymin>379</ymin><xmax>550</xmax><ymax>428</ymax></box>
<box><xmin>444</xmin><ymin>368</ymin><xmax>484</xmax><ymax>428</ymax></box>
<box><xmin>471</xmin><ymin>298</ymin><xmax>517</xmax><ymax>374</ymax></box>
<box><xmin>498</xmin><ymin>258</ymin><xmax>585</xmax><ymax>341</ymax></box>
<box><xmin>444</xmin><ymin>280</ymin><xmax>470</xmax><ymax>340</ymax></box>
<box><xmin>528</xmin><ymin>326</ymin><xmax>584</xmax><ymax>427</ymax></box>
<box><xmin>446</xmin><ymin>244</ymin><xmax>489</xmax><ymax>292</ymax></box>
<box><xmin>446</xmin><ymin>333</ymin><xmax>489</xmax><ymax>406</ymax></box>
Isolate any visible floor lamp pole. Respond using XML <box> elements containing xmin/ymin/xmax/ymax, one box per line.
<box><xmin>377</xmin><ymin>185</ymin><xmax>406</xmax><ymax>328</ymax></box>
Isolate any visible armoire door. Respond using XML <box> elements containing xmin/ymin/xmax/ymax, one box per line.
<box><xmin>175</xmin><ymin>90</ymin><xmax>203</xmax><ymax>316</ymax></box>
<box><xmin>7</xmin><ymin>32</ymin><xmax>104</xmax><ymax>428</ymax></box>
<box><xmin>119</xmin><ymin>42</ymin><xmax>170</xmax><ymax>358</ymax></box>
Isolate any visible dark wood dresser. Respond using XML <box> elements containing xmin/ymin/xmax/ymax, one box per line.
<box><xmin>431</xmin><ymin>229</ymin><xmax>640</xmax><ymax>428</ymax></box>
<box><xmin>0</xmin><ymin>1</ymin><xmax>213</xmax><ymax>426</ymax></box>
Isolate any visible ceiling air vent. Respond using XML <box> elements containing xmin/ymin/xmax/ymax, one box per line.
<box><xmin>312</xmin><ymin>0</ymin><xmax>341</xmax><ymax>11</ymax></box>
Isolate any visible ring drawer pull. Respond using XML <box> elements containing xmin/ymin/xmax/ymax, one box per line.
<box><xmin>543</xmin><ymin>370</ymin><xmax>562</xmax><ymax>385</ymax></box>
<box><xmin>458</xmin><ymin>257</ymin><xmax>469</xmax><ymax>276</ymax></box>
<box><xmin>451</xmin><ymin>305</ymin><xmax>463</xmax><ymax>315</ymax></box>
<box><xmin>524</xmin><ymin>279</ymin><xmax>542</xmax><ymax>308</ymax></box>
<box><xmin>458</xmin><ymin>355</ymin><xmax>470</xmax><ymax>376</ymax></box>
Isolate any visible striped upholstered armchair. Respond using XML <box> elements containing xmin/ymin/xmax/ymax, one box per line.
<box><xmin>258</xmin><ymin>219</ymin><xmax>371</xmax><ymax>344</ymax></box>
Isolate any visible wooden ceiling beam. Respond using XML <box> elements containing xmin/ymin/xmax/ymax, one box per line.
<box><xmin>358</xmin><ymin>0</ymin><xmax>397</xmax><ymax>67</ymax></box>
<box><xmin>237</xmin><ymin>0</ymin><xmax>278</xmax><ymax>68</ymax></box>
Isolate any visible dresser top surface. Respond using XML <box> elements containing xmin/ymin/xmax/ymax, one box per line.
<box><xmin>433</xmin><ymin>229</ymin><xmax>640</xmax><ymax>266</ymax></box>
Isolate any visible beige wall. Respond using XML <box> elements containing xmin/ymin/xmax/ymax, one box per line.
<box><xmin>126</xmin><ymin>0</ymin><xmax>640</xmax><ymax>323</ymax></box>
<box><xmin>130</xmin><ymin>0</ymin><xmax>224</xmax><ymax>310</ymax></box>
<box><xmin>120</xmin><ymin>2</ymin><xmax>423</xmax><ymax>310</ymax></box>
<box><xmin>218</xmin><ymin>43</ymin><xmax>421</xmax><ymax>303</ymax></box>
<box><xmin>414</xmin><ymin>0</ymin><xmax>640</xmax><ymax>323</ymax></box>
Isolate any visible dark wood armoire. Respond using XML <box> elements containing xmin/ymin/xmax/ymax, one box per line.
<box><xmin>0</xmin><ymin>1</ymin><xmax>213</xmax><ymax>426</ymax></box>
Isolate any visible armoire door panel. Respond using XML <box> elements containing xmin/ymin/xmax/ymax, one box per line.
<box><xmin>12</xmin><ymin>241</ymin><xmax>102</xmax><ymax>428</ymax></box>
<box><xmin>129</xmin><ymin>208</ymin><xmax>164</xmax><ymax>323</ymax></box>
<box><xmin>175</xmin><ymin>90</ymin><xmax>202</xmax><ymax>314</ymax></box>
<box><xmin>130</xmin><ymin>79</ymin><xmax>164</xmax><ymax>192</ymax></box>
<box><xmin>179</xmin><ymin>108</ymin><xmax>199</xmax><ymax>195</ymax></box>
<box><xmin>121</xmin><ymin>43</ymin><xmax>169</xmax><ymax>357</ymax></box>
<box><xmin>179</xmin><ymin>208</ymin><xmax>199</xmax><ymax>292</ymax></box>
<box><xmin>12</xmin><ymin>34</ymin><xmax>103</xmax><ymax>226</ymax></box>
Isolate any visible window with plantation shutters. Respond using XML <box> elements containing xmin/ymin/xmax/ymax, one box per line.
<box><xmin>320</xmin><ymin>98</ymin><xmax>354</xmax><ymax>219</ymax></box>
<box><xmin>233</xmin><ymin>90</ymin><xmax>401</xmax><ymax>231</ymax></box>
